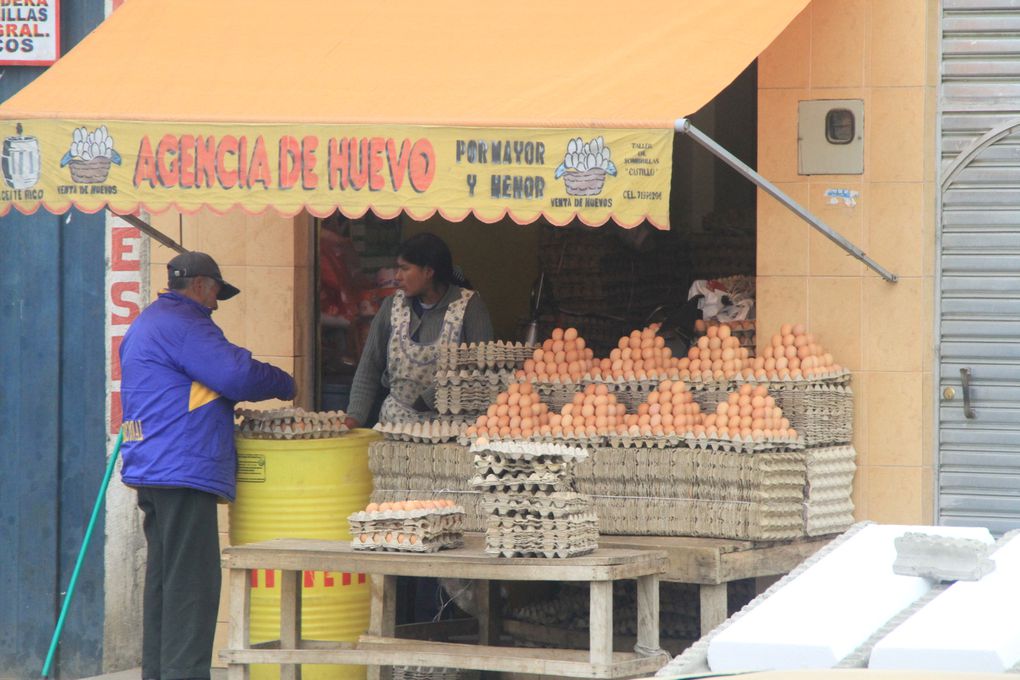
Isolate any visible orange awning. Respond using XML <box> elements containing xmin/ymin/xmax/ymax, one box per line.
<box><xmin>0</xmin><ymin>0</ymin><xmax>809</xmax><ymax>227</ymax></box>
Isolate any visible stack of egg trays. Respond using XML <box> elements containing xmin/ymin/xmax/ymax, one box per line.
<box><xmin>434</xmin><ymin>368</ymin><xmax>515</xmax><ymax>415</ymax></box>
<box><xmin>235</xmin><ymin>407</ymin><xmax>349</xmax><ymax>440</ymax></box>
<box><xmin>803</xmin><ymin>444</ymin><xmax>857</xmax><ymax>537</ymax></box>
<box><xmin>373</xmin><ymin>416</ymin><xmax>473</xmax><ymax>443</ymax></box>
<box><xmin>437</xmin><ymin>340</ymin><xmax>535</xmax><ymax>372</ymax></box>
<box><xmin>348</xmin><ymin>504</ymin><xmax>465</xmax><ymax>553</ymax></box>
<box><xmin>481</xmin><ymin>491</ymin><xmax>599</xmax><ymax>559</ymax></box>
<box><xmin>368</xmin><ymin>440</ymin><xmax>474</xmax><ymax>495</ymax></box>
<box><xmin>370</xmin><ymin>489</ymin><xmax>484</xmax><ymax>533</ymax></box>
<box><xmin>471</xmin><ymin>441</ymin><xmax>598</xmax><ymax>558</ymax></box>
<box><xmin>573</xmin><ymin>438</ymin><xmax>809</xmax><ymax>541</ymax></box>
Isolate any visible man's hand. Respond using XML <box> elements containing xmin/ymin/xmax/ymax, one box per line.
<box><xmin>344</xmin><ymin>416</ymin><xmax>360</xmax><ymax>430</ymax></box>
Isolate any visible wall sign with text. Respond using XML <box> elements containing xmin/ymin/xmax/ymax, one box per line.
<box><xmin>0</xmin><ymin>0</ymin><xmax>60</xmax><ymax>66</ymax></box>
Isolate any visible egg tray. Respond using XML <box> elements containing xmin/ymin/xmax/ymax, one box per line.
<box><xmin>602</xmin><ymin>432</ymin><xmax>804</xmax><ymax>451</ymax></box>
<box><xmin>368</xmin><ymin>441</ymin><xmax>474</xmax><ymax>492</ymax></box>
<box><xmin>373</xmin><ymin>417</ymin><xmax>472</xmax><ymax>443</ymax></box>
<box><xmin>484</xmin><ymin>525</ymin><xmax>599</xmax><ymax>559</ymax></box>
<box><xmin>348</xmin><ymin>505</ymin><xmax>465</xmax><ymax>531</ymax></box>
<box><xmin>235</xmin><ymin>407</ymin><xmax>349</xmax><ymax>440</ymax></box>
<box><xmin>805</xmin><ymin>445</ymin><xmax>857</xmax><ymax>493</ymax></box>
<box><xmin>392</xmin><ymin>667</ymin><xmax>479</xmax><ymax>680</ymax></box>
<box><xmin>481</xmin><ymin>491</ymin><xmax>593</xmax><ymax>518</ymax></box>
<box><xmin>351</xmin><ymin>532</ymin><xmax>464</xmax><ymax>553</ymax></box>
<box><xmin>804</xmin><ymin>497</ymin><xmax>855</xmax><ymax>537</ymax></box>
<box><xmin>437</xmin><ymin>341</ymin><xmax>535</xmax><ymax>372</ymax></box>
<box><xmin>370</xmin><ymin>489</ymin><xmax>485</xmax><ymax>533</ymax></box>
<box><xmin>459</xmin><ymin>433</ymin><xmax>596</xmax><ymax>450</ymax></box>
<box><xmin>486</xmin><ymin>512</ymin><xmax>599</xmax><ymax>533</ymax></box>
<box><xmin>590</xmin><ymin>495</ymin><xmax>805</xmax><ymax>541</ymax></box>
<box><xmin>574</xmin><ymin>447</ymin><xmax>808</xmax><ymax>505</ymax></box>
<box><xmin>470</xmin><ymin>439</ymin><xmax>590</xmax><ymax>461</ymax></box>
<box><xmin>470</xmin><ymin>472</ymin><xmax>578</xmax><ymax>494</ymax></box>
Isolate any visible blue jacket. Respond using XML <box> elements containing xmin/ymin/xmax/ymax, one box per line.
<box><xmin>119</xmin><ymin>290</ymin><xmax>295</xmax><ymax>500</ymax></box>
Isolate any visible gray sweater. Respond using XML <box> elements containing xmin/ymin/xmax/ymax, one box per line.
<box><xmin>346</xmin><ymin>285</ymin><xmax>494</xmax><ymax>425</ymax></box>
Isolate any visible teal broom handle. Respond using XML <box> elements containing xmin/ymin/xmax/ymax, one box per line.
<box><xmin>42</xmin><ymin>429</ymin><xmax>124</xmax><ymax>678</ymax></box>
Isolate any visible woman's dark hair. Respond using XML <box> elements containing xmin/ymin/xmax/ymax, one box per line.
<box><xmin>396</xmin><ymin>232</ymin><xmax>471</xmax><ymax>288</ymax></box>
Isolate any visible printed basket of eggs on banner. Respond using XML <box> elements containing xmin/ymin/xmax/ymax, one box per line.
<box><xmin>369</xmin><ymin>322</ymin><xmax>856</xmax><ymax>542</ymax></box>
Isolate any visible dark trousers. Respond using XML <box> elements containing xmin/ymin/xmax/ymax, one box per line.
<box><xmin>137</xmin><ymin>487</ymin><xmax>221</xmax><ymax>680</ymax></box>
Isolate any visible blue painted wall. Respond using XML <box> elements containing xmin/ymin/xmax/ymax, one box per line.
<box><xmin>0</xmin><ymin>1</ymin><xmax>108</xmax><ymax>677</ymax></box>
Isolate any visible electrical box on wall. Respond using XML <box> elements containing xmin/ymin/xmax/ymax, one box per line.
<box><xmin>798</xmin><ymin>99</ymin><xmax>864</xmax><ymax>175</ymax></box>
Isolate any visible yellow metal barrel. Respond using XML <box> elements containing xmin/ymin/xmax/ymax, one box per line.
<box><xmin>231</xmin><ymin>429</ymin><xmax>380</xmax><ymax>680</ymax></box>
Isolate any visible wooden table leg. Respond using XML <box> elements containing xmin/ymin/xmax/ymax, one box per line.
<box><xmin>474</xmin><ymin>579</ymin><xmax>499</xmax><ymax>645</ymax></box>
<box><xmin>227</xmin><ymin>568</ymin><xmax>251</xmax><ymax>680</ymax></box>
<box><xmin>368</xmin><ymin>575</ymin><xmax>397</xmax><ymax>680</ymax></box>
<box><xmin>589</xmin><ymin>580</ymin><xmax>614</xmax><ymax>667</ymax></box>
<box><xmin>700</xmin><ymin>583</ymin><xmax>728</xmax><ymax>636</ymax></box>
<box><xmin>280</xmin><ymin>569</ymin><xmax>302</xmax><ymax>680</ymax></box>
<box><xmin>635</xmin><ymin>575</ymin><xmax>660</xmax><ymax>655</ymax></box>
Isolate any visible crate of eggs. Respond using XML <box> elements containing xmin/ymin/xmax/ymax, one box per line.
<box><xmin>236</xmin><ymin>407</ymin><xmax>349</xmax><ymax>440</ymax></box>
<box><xmin>348</xmin><ymin>499</ymin><xmax>465</xmax><ymax>553</ymax></box>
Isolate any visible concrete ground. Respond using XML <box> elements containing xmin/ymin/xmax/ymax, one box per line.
<box><xmin>80</xmin><ymin>670</ymin><xmax>226</xmax><ymax>680</ymax></box>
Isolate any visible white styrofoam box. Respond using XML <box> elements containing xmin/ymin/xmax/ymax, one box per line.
<box><xmin>869</xmin><ymin>534</ymin><xmax>1020</xmax><ymax>672</ymax></box>
<box><xmin>706</xmin><ymin>524</ymin><xmax>995</xmax><ymax>672</ymax></box>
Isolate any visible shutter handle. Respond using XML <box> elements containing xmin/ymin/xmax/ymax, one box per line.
<box><xmin>960</xmin><ymin>367</ymin><xmax>976</xmax><ymax>419</ymax></box>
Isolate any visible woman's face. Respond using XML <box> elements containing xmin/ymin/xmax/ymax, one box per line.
<box><xmin>396</xmin><ymin>257</ymin><xmax>433</xmax><ymax>297</ymax></box>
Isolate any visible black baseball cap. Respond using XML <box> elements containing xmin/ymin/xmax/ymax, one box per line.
<box><xmin>167</xmin><ymin>251</ymin><xmax>240</xmax><ymax>300</ymax></box>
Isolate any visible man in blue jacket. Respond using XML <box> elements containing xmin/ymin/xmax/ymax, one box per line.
<box><xmin>119</xmin><ymin>251</ymin><xmax>296</xmax><ymax>680</ymax></box>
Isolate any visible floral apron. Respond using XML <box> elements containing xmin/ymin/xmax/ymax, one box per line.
<box><xmin>380</xmin><ymin>288</ymin><xmax>473</xmax><ymax>423</ymax></box>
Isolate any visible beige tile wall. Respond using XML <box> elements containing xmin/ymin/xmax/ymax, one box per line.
<box><xmin>757</xmin><ymin>0</ymin><xmax>937</xmax><ymax>524</ymax></box>
<box><xmin>148</xmin><ymin>206</ymin><xmax>307</xmax><ymax>666</ymax></box>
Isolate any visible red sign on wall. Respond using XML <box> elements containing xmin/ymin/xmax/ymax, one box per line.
<box><xmin>0</xmin><ymin>0</ymin><xmax>61</xmax><ymax>66</ymax></box>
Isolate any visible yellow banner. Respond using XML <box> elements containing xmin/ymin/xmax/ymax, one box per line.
<box><xmin>0</xmin><ymin>120</ymin><xmax>673</xmax><ymax>228</ymax></box>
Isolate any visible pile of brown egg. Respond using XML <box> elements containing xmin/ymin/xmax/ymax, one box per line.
<box><xmin>675</xmin><ymin>323</ymin><xmax>750</xmax><ymax>382</ymax></box>
<box><xmin>619</xmin><ymin>379</ymin><xmax>706</xmax><ymax>437</ymax></box>
<box><xmin>466</xmin><ymin>382</ymin><xmax>554</xmax><ymax>440</ymax></box>
<box><xmin>588</xmin><ymin>324</ymin><xmax>681</xmax><ymax>382</ymax></box>
<box><xmin>749</xmin><ymin>323</ymin><xmax>842</xmax><ymax>380</ymax></box>
<box><xmin>518</xmin><ymin>327</ymin><xmax>597</xmax><ymax>382</ymax></box>
<box><xmin>548</xmin><ymin>384</ymin><xmax>628</xmax><ymax>438</ymax></box>
<box><xmin>703</xmin><ymin>384</ymin><xmax>797</xmax><ymax>440</ymax></box>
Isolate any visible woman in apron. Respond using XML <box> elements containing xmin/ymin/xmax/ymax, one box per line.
<box><xmin>344</xmin><ymin>232</ymin><xmax>494</xmax><ymax>429</ymax></box>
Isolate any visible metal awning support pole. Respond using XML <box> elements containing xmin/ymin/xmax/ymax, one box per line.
<box><xmin>674</xmin><ymin>117</ymin><xmax>897</xmax><ymax>283</ymax></box>
<box><xmin>107</xmin><ymin>209</ymin><xmax>187</xmax><ymax>254</ymax></box>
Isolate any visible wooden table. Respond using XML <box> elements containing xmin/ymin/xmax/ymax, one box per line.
<box><xmin>220</xmin><ymin>538</ymin><xmax>670</xmax><ymax>680</ymax></box>
<box><xmin>596</xmin><ymin>533</ymin><xmax>834</xmax><ymax>635</ymax></box>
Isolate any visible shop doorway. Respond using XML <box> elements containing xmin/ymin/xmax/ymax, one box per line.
<box><xmin>313</xmin><ymin>63</ymin><xmax>759</xmax><ymax>420</ymax></box>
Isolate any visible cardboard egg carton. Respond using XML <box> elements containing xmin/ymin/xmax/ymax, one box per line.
<box><xmin>481</xmin><ymin>491</ymin><xmax>593</xmax><ymax>518</ymax></box>
<box><xmin>459</xmin><ymin>432</ymin><xmax>597</xmax><ymax>449</ymax></box>
<box><xmin>470</xmin><ymin>442</ymin><xmax>589</xmax><ymax>492</ymax></box>
<box><xmin>348</xmin><ymin>505</ymin><xmax>465</xmax><ymax>552</ymax></box>
<box><xmin>370</xmin><ymin>489</ymin><xmax>484</xmax><ymax>533</ymax></box>
<box><xmin>575</xmin><ymin>447</ymin><xmax>807</xmax><ymax>506</ymax></box>
<box><xmin>591</xmin><ymin>495</ymin><xmax>804</xmax><ymax>541</ymax></box>
<box><xmin>437</xmin><ymin>341</ymin><xmax>535</xmax><ymax>372</ymax></box>
<box><xmin>351</xmin><ymin>531</ymin><xmax>464</xmax><ymax>553</ymax></box>
<box><xmin>484</xmin><ymin>519</ymin><xmax>599</xmax><ymax>558</ymax></box>
<box><xmin>373</xmin><ymin>417</ymin><xmax>472</xmax><ymax>443</ymax></box>
<box><xmin>368</xmin><ymin>440</ymin><xmax>474</xmax><ymax>492</ymax></box>
<box><xmin>470</xmin><ymin>472</ymin><xmax>577</xmax><ymax>493</ymax></box>
<box><xmin>235</xmin><ymin>407</ymin><xmax>349</xmax><ymax>440</ymax></box>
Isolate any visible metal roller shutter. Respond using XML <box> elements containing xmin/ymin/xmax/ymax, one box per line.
<box><xmin>939</xmin><ymin>0</ymin><xmax>1020</xmax><ymax>532</ymax></box>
